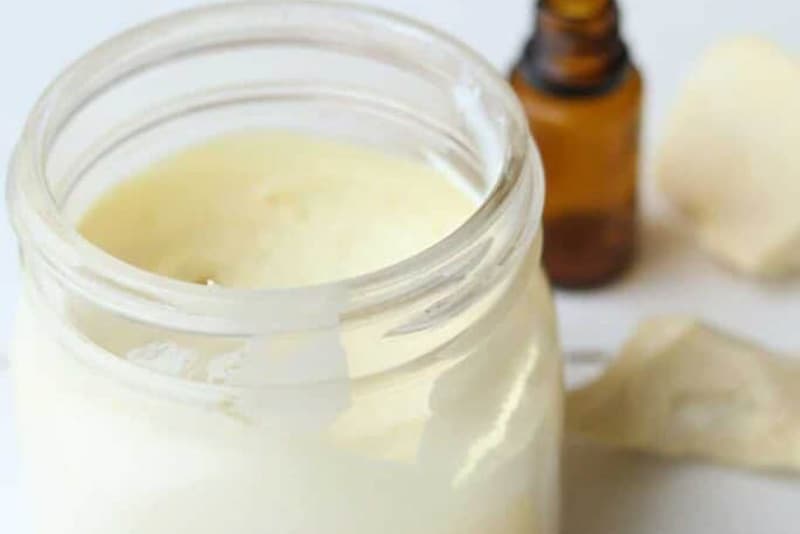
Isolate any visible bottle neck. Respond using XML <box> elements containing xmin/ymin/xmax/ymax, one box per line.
<box><xmin>518</xmin><ymin>0</ymin><xmax>629</xmax><ymax>96</ymax></box>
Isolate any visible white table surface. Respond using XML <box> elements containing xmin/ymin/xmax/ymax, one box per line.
<box><xmin>1</xmin><ymin>1</ymin><xmax>799</xmax><ymax>533</ymax></box>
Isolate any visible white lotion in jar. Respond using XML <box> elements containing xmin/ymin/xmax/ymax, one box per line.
<box><xmin>13</xmin><ymin>131</ymin><xmax>558</xmax><ymax>534</ymax></box>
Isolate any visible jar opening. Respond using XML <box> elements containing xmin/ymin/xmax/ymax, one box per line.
<box><xmin>8</xmin><ymin>1</ymin><xmax>543</xmax><ymax>337</ymax></box>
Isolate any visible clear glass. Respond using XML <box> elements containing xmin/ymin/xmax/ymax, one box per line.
<box><xmin>6</xmin><ymin>3</ymin><xmax>562</xmax><ymax>534</ymax></box>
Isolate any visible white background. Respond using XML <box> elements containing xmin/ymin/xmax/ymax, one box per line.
<box><xmin>1</xmin><ymin>1</ymin><xmax>800</xmax><ymax>533</ymax></box>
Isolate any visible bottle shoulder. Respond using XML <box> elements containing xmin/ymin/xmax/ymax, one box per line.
<box><xmin>511</xmin><ymin>63</ymin><xmax>642</xmax><ymax>123</ymax></box>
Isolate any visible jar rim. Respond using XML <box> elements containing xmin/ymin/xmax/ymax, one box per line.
<box><xmin>8</xmin><ymin>0</ymin><xmax>544</xmax><ymax>335</ymax></box>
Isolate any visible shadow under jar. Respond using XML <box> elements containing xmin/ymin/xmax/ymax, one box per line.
<box><xmin>7</xmin><ymin>3</ymin><xmax>563</xmax><ymax>534</ymax></box>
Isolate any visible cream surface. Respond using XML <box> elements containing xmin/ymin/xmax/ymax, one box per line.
<box><xmin>12</xmin><ymin>132</ymin><xmax>561</xmax><ymax>534</ymax></box>
<box><xmin>79</xmin><ymin>131</ymin><xmax>475</xmax><ymax>288</ymax></box>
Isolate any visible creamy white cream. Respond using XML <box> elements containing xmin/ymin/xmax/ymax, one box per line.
<box><xmin>12</xmin><ymin>132</ymin><xmax>561</xmax><ymax>534</ymax></box>
<box><xmin>79</xmin><ymin>132</ymin><xmax>475</xmax><ymax>288</ymax></box>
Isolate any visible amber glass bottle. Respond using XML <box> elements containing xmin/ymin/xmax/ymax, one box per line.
<box><xmin>511</xmin><ymin>0</ymin><xmax>642</xmax><ymax>288</ymax></box>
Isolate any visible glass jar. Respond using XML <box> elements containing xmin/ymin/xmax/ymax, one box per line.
<box><xmin>6</xmin><ymin>3</ymin><xmax>562</xmax><ymax>534</ymax></box>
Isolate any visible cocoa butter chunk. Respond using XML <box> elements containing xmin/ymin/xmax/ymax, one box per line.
<box><xmin>657</xmin><ymin>37</ymin><xmax>800</xmax><ymax>276</ymax></box>
<box><xmin>568</xmin><ymin>317</ymin><xmax>800</xmax><ymax>472</ymax></box>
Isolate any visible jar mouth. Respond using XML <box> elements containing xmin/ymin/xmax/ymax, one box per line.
<box><xmin>8</xmin><ymin>1</ymin><xmax>543</xmax><ymax>335</ymax></box>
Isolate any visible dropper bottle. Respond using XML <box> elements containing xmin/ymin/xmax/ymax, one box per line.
<box><xmin>511</xmin><ymin>0</ymin><xmax>643</xmax><ymax>288</ymax></box>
